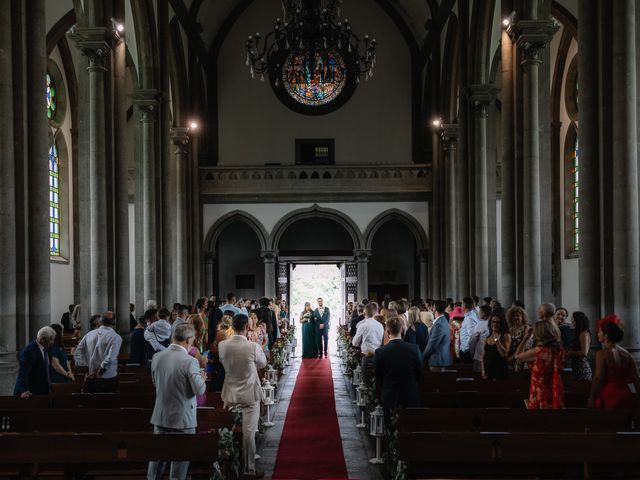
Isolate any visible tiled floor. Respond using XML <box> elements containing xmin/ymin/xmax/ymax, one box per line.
<box><xmin>255</xmin><ymin>350</ymin><xmax>385</xmax><ymax>480</ymax></box>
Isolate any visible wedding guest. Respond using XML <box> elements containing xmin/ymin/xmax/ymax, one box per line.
<box><xmin>172</xmin><ymin>305</ymin><xmax>188</xmax><ymax>335</ymax></box>
<box><xmin>60</xmin><ymin>304</ymin><xmax>74</xmax><ymax>332</ymax></box>
<box><xmin>566</xmin><ymin>311</ymin><xmax>593</xmax><ymax>380</ymax></box>
<box><xmin>129</xmin><ymin>315</ymin><xmax>147</xmax><ymax>366</ymax></box>
<box><xmin>352</xmin><ymin>302</ymin><xmax>383</xmax><ymax>385</ymax></box>
<box><xmin>404</xmin><ymin>306</ymin><xmax>428</xmax><ymax>353</ymax></box>
<box><xmin>187</xmin><ymin>313</ymin><xmax>208</xmax><ymax>355</ymax></box>
<box><xmin>481</xmin><ymin>313</ymin><xmax>511</xmax><ymax>380</ymax></box>
<box><xmin>14</xmin><ymin>326</ymin><xmax>56</xmax><ymax>397</ymax></box>
<box><xmin>349</xmin><ymin>303</ymin><xmax>365</xmax><ymax>338</ymax></box>
<box><xmin>219</xmin><ymin>315</ymin><xmax>267</xmax><ymax>480</ymax></box>
<box><xmin>147</xmin><ymin>324</ymin><xmax>207</xmax><ymax>480</ymax></box>
<box><xmin>420</xmin><ymin>310</ymin><xmax>434</xmax><ymax>332</ymax></box>
<box><xmin>73</xmin><ymin>312</ymin><xmax>122</xmax><ymax>392</ymax></box>
<box><xmin>555</xmin><ymin>306</ymin><xmax>574</xmax><ymax>348</ymax></box>
<box><xmin>374</xmin><ymin>315</ymin><xmax>422</xmax><ymax>422</ymax></box>
<box><xmin>515</xmin><ymin>321</ymin><xmax>565</xmax><ymax>409</ymax></box>
<box><xmin>49</xmin><ymin>323</ymin><xmax>74</xmax><ymax>383</ymax></box>
<box><xmin>537</xmin><ymin>302</ymin><xmax>556</xmax><ymax>322</ymax></box>
<box><xmin>470</xmin><ymin>305</ymin><xmax>492</xmax><ymax>372</ymax></box>
<box><xmin>459</xmin><ymin>297</ymin><xmax>479</xmax><ymax>363</ymax></box>
<box><xmin>422</xmin><ymin>300</ymin><xmax>451</xmax><ymax>371</ymax></box>
<box><xmin>448</xmin><ymin>306</ymin><xmax>465</xmax><ymax>361</ymax></box>
<box><xmin>589</xmin><ymin>315</ymin><xmax>640</xmax><ymax>409</ymax></box>
<box><xmin>506</xmin><ymin>306</ymin><xmax>530</xmax><ymax>372</ymax></box>
<box><xmin>208</xmin><ymin>315</ymin><xmax>233</xmax><ymax>392</ymax></box>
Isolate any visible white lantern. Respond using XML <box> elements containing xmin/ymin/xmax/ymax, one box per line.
<box><xmin>352</xmin><ymin>365</ymin><xmax>362</xmax><ymax>387</ymax></box>
<box><xmin>369</xmin><ymin>404</ymin><xmax>385</xmax><ymax>464</ymax></box>
<box><xmin>262</xmin><ymin>380</ymin><xmax>275</xmax><ymax>427</ymax></box>
<box><xmin>266</xmin><ymin>364</ymin><xmax>278</xmax><ymax>385</ymax></box>
<box><xmin>355</xmin><ymin>384</ymin><xmax>367</xmax><ymax>428</ymax></box>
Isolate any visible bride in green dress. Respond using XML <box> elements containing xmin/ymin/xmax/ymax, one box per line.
<box><xmin>300</xmin><ymin>302</ymin><xmax>317</xmax><ymax>358</ymax></box>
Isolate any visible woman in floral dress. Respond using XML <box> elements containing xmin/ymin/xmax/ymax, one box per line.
<box><xmin>515</xmin><ymin>320</ymin><xmax>565</xmax><ymax>409</ymax></box>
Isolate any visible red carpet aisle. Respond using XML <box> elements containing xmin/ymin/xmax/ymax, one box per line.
<box><xmin>272</xmin><ymin>358</ymin><xmax>348</xmax><ymax>480</ymax></box>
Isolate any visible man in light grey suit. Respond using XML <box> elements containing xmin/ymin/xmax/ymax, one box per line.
<box><xmin>219</xmin><ymin>314</ymin><xmax>267</xmax><ymax>480</ymax></box>
<box><xmin>147</xmin><ymin>324</ymin><xmax>207</xmax><ymax>480</ymax></box>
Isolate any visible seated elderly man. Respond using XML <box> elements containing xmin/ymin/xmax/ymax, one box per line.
<box><xmin>14</xmin><ymin>326</ymin><xmax>57</xmax><ymax>398</ymax></box>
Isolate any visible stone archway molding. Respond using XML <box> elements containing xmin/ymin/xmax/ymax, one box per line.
<box><xmin>203</xmin><ymin>210</ymin><xmax>270</xmax><ymax>254</ymax></box>
<box><xmin>363</xmin><ymin>208</ymin><xmax>428</xmax><ymax>252</ymax></box>
<box><xmin>269</xmin><ymin>204</ymin><xmax>364</xmax><ymax>252</ymax></box>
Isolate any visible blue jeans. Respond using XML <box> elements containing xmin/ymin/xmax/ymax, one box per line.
<box><xmin>147</xmin><ymin>425</ymin><xmax>196</xmax><ymax>480</ymax></box>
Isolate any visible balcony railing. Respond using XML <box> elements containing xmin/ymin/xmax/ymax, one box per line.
<box><xmin>200</xmin><ymin>164</ymin><xmax>431</xmax><ymax>202</ymax></box>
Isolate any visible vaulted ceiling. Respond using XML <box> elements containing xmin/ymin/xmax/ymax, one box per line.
<box><xmin>183</xmin><ymin>0</ymin><xmax>435</xmax><ymax>52</ymax></box>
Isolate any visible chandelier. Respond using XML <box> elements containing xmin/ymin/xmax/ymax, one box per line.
<box><xmin>245</xmin><ymin>0</ymin><xmax>377</xmax><ymax>109</ymax></box>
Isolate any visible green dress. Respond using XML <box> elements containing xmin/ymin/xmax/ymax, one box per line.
<box><xmin>49</xmin><ymin>345</ymin><xmax>69</xmax><ymax>383</ymax></box>
<box><xmin>301</xmin><ymin>312</ymin><xmax>317</xmax><ymax>358</ymax></box>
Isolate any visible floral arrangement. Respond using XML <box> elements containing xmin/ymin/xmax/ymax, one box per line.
<box><xmin>386</xmin><ymin>409</ymin><xmax>407</xmax><ymax>480</ymax></box>
<box><xmin>213</xmin><ymin>426</ymin><xmax>241</xmax><ymax>480</ymax></box>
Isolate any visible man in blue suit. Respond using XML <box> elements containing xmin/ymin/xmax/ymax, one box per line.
<box><xmin>14</xmin><ymin>326</ymin><xmax>57</xmax><ymax>398</ymax></box>
<box><xmin>422</xmin><ymin>300</ymin><xmax>451</xmax><ymax>371</ymax></box>
<box><xmin>312</xmin><ymin>297</ymin><xmax>330</xmax><ymax>358</ymax></box>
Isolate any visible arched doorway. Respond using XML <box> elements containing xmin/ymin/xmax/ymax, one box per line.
<box><xmin>270</xmin><ymin>205</ymin><xmax>364</xmax><ymax>329</ymax></box>
<box><xmin>203</xmin><ymin>212</ymin><xmax>269</xmax><ymax>300</ymax></box>
<box><xmin>364</xmin><ymin>209</ymin><xmax>429</xmax><ymax>302</ymax></box>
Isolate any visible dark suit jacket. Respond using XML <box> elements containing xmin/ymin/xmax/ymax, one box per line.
<box><xmin>350</xmin><ymin>313</ymin><xmax>365</xmax><ymax>338</ymax></box>
<box><xmin>60</xmin><ymin>312</ymin><xmax>72</xmax><ymax>331</ymax></box>
<box><xmin>14</xmin><ymin>341</ymin><xmax>51</xmax><ymax>396</ymax></box>
<box><xmin>374</xmin><ymin>339</ymin><xmax>422</xmax><ymax>411</ymax></box>
<box><xmin>313</xmin><ymin>307</ymin><xmax>331</xmax><ymax>332</ymax></box>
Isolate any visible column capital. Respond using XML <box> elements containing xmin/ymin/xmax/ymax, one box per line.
<box><xmin>170</xmin><ymin>127</ymin><xmax>190</xmax><ymax>154</ymax></box>
<box><xmin>467</xmin><ymin>84</ymin><xmax>499</xmax><ymax>118</ymax></box>
<box><xmin>514</xmin><ymin>19</ymin><xmax>559</xmax><ymax>64</ymax></box>
<box><xmin>133</xmin><ymin>89</ymin><xmax>162</xmax><ymax>122</ymax></box>
<box><xmin>441</xmin><ymin>124</ymin><xmax>458</xmax><ymax>149</ymax></box>
<box><xmin>68</xmin><ymin>26</ymin><xmax>113</xmax><ymax>72</ymax></box>
<box><xmin>354</xmin><ymin>249</ymin><xmax>372</xmax><ymax>262</ymax></box>
<box><xmin>260</xmin><ymin>249</ymin><xmax>278</xmax><ymax>263</ymax></box>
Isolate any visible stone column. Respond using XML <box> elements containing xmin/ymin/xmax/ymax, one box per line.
<box><xmin>516</xmin><ymin>20</ymin><xmax>558</xmax><ymax>315</ymax></box>
<box><xmin>27</xmin><ymin>0</ymin><xmax>50</xmax><ymax>339</ymax></box>
<box><xmin>277</xmin><ymin>261</ymin><xmax>289</xmax><ymax>303</ymax></box>
<box><xmin>113</xmin><ymin>32</ymin><xmax>130</xmax><ymax>335</ymax></box>
<box><xmin>204</xmin><ymin>252</ymin><xmax>215</xmax><ymax>297</ymax></box>
<box><xmin>612</xmin><ymin>0</ymin><xmax>640</xmax><ymax>354</ymax></box>
<box><xmin>261</xmin><ymin>250</ymin><xmax>277</xmax><ymax>298</ymax></box>
<box><xmin>468</xmin><ymin>85</ymin><xmax>498</xmax><ymax>298</ymax></box>
<box><xmin>355</xmin><ymin>249</ymin><xmax>371</xmax><ymax>303</ymax></box>
<box><xmin>418</xmin><ymin>249</ymin><xmax>428</xmax><ymax>302</ymax></box>
<box><xmin>345</xmin><ymin>262</ymin><xmax>358</xmax><ymax>304</ymax></box>
<box><xmin>441</xmin><ymin>124</ymin><xmax>459</xmax><ymax>299</ymax></box>
<box><xmin>577</xmin><ymin>0</ymin><xmax>600</xmax><ymax>325</ymax></box>
<box><xmin>0</xmin><ymin>8</ymin><xmax>18</xmax><ymax>394</ymax></box>
<box><xmin>70</xmin><ymin>26</ymin><xmax>112</xmax><ymax>317</ymax></box>
<box><xmin>171</xmin><ymin>127</ymin><xmax>190</xmax><ymax>303</ymax></box>
<box><xmin>501</xmin><ymin>26</ymin><xmax>517</xmax><ymax>304</ymax></box>
<box><xmin>134</xmin><ymin>89</ymin><xmax>162</xmax><ymax>305</ymax></box>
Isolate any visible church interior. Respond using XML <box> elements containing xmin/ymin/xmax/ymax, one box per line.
<box><xmin>2</xmin><ymin>0</ymin><xmax>640</xmax><ymax>478</ymax></box>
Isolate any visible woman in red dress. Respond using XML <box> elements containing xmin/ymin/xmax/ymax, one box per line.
<box><xmin>588</xmin><ymin>315</ymin><xmax>640</xmax><ymax>409</ymax></box>
<box><xmin>515</xmin><ymin>320</ymin><xmax>565</xmax><ymax>409</ymax></box>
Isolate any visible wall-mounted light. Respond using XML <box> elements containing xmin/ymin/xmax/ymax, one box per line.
<box><xmin>502</xmin><ymin>12</ymin><xmax>515</xmax><ymax>29</ymax></box>
<box><xmin>116</xmin><ymin>23</ymin><xmax>125</xmax><ymax>33</ymax></box>
<box><xmin>431</xmin><ymin>118</ymin><xmax>442</xmax><ymax>129</ymax></box>
<box><xmin>188</xmin><ymin>120</ymin><xmax>199</xmax><ymax>131</ymax></box>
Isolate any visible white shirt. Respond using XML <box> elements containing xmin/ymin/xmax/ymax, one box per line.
<box><xmin>460</xmin><ymin>310</ymin><xmax>479</xmax><ymax>352</ymax></box>
<box><xmin>144</xmin><ymin>319</ymin><xmax>173</xmax><ymax>352</ymax></box>
<box><xmin>471</xmin><ymin>319</ymin><xmax>489</xmax><ymax>362</ymax></box>
<box><xmin>351</xmin><ymin>317</ymin><xmax>384</xmax><ymax>355</ymax></box>
<box><xmin>73</xmin><ymin>326</ymin><xmax>122</xmax><ymax>379</ymax></box>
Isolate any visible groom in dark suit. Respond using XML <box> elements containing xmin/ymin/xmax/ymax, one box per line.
<box><xmin>312</xmin><ymin>297</ymin><xmax>330</xmax><ymax>358</ymax></box>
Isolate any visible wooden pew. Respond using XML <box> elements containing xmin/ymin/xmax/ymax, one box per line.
<box><xmin>0</xmin><ymin>407</ymin><xmax>233</xmax><ymax>434</ymax></box>
<box><xmin>398</xmin><ymin>431</ymin><xmax>640</xmax><ymax>479</ymax></box>
<box><xmin>398</xmin><ymin>407</ymin><xmax>639</xmax><ymax>433</ymax></box>
<box><xmin>51</xmin><ymin>381</ymin><xmax>154</xmax><ymax>395</ymax></box>
<box><xmin>421</xmin><ymin>391</ymin><xmax>590</xmax><ymax>408</ymax></box>
<box><xmin>0</xmin><ymin>431</ymin><xmax>221</xmax><ymax>478</ymax></box>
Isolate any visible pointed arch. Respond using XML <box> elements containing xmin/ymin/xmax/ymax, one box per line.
<box><xmin>204</xmin><ymin>210</ymin><xmax>269</xmax><ymax>253</ymax></box>
<box><xmin>363</xmin><ymin>209</ymin><xmax>428</xmax><ymax>252</ymax></box>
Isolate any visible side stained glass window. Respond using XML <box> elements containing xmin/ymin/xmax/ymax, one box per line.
<box><xmin>49</xmin><ymin>143</ymin><xmax>60</xmax><ymax>256</ymax></box>
<box><xmin>570</xmin><ymin>138</ymin><xmax>580</xmax><ymax>253</ymax></box>
<box><xmin>47</xmin><ymin>72</ymin><xmax>57</xmax><ymax>120</ymax></box>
